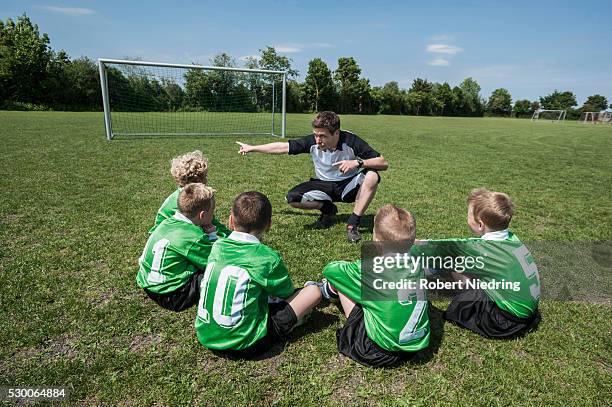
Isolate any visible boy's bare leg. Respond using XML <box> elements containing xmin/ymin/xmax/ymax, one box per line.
<box><xmin>287</xmin><ymin>285</ymin><xmax>322</xmax><ymax>321</ymax></box>
<box><xmin>338</xmin><ymin>291</ymin><xmax>357</xmax><ymax>318</ymax></box>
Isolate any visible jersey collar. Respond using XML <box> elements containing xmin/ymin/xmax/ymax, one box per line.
<box><xmin>482</xmin><ymin>229</ymin><xmax>509</xmax><ymax>240</ymax></box>
<box><xmin>173</xmin><ymin>212</ymin><xmax>194</xmax><ymax>225</ymax></box>
<box><xmin>228</xmin><ymin>231</ymin><xmax>260</xmax><ymax>244</ymax></box>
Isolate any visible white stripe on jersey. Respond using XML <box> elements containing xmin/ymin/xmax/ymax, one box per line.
<box><xmin>309</xmin><ymin>143</ymin><xmax>359</xmax><ymax>182</ymax></box>
<box><xmin>301</xmin><ymin>190</ymin><xmax>333</xmax><ymax>202</ymax></box>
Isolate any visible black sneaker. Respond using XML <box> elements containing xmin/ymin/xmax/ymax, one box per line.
<box><xmin>309</xmin><ymin>203</ymin><xmax>338</xmax><ymax>229</ymax></box>
<box><xmin>347</xmin><ymin>224</ymin><xmax>361</xmax><ymax>243</ymax></box>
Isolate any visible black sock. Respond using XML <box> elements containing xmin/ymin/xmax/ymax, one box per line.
<box><xmin>347</xmin><ymin>213</ymin><xmax>361</xmax><ymax>227</ymax></box>
<box><xmin>320</xmin><ymin>201</ymin><xmax>336</xmax><ymax>215</ymax></box>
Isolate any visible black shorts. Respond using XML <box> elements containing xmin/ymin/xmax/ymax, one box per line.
<box><xmin>144</xmin><ymin>269</ymin><xmax>204</xmax><ymax>312</ymax></box>
<box><xmin>214</xmin><ymin>299</ymin><xmax>298</xmax><ymax>360</ymax></box>
<box><xmin>444</xmin><ymin>288</ymin><xmax>541</xmax><ymax>339</ymax></box>
<box><xmin>336</xmin><ymin>305</ymin><xmax>413</xmax><ymax>368</ymax></box>
<box><xmin>286</xmin><ymin>171</ymin><xmax>380</xmax><ymax>204</ymax></box>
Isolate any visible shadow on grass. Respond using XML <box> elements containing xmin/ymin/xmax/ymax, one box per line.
<box><xmin>213</xmin><ymin>309</ymin><xmax>339</xmax><ymax>361</ymax></box>
<box><xmin>408</xmin><ymin>303</ymin><xmax>445</xmax><ymax>366</ymax></box>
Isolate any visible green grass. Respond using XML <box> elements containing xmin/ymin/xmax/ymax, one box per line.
<box><xmin>0</xmin><ymin>111</ymin><xmax>610</xmax><ymax>406</ymax></box>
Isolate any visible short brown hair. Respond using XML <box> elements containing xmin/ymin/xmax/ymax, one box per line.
<box><xmin>373</xmin><ymin>204</ymin><xmax>416</xmax><ymax>243</ymax></box>
<box><xmin>170</xmin><ymin>150</ymin><xmax>208</xmax><ymax>187</ymax></box>
<box><xmin>467</xmin><ymin>187</ymin><xmax>515</xmax><ymax>230</ymax></box>
<box><xmin>231</xmin><ymin>191</ymin><xmax>272</xmax><ymax>234</ymax></box>
<box><xmin>177</xmin><ymin>183</ymin><xmax>216</xmax><ymax>218</ymax></box>
<box><xmin>311</xmin><ymin>111</ymin><xmax>340</xmax><ymax>134</ymax></box>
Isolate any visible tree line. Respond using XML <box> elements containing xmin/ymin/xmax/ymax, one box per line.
<box><xmin>1</xmin><ymin>14</ymin><xmax>610</xmax><ymax>118</ymax></box>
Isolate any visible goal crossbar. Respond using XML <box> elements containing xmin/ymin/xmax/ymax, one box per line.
<box><xmin>531</xmin><ymin>109</ymin><xmax>566</xmax><ymax>122</ymax></box>
<box><xmin>98</xmin><ymin>59</ymin><xmax>287</xmax><ymax>140</ymax></box>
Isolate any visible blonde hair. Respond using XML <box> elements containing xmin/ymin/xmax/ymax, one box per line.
<box><xmin>177</xmin><ymin>183</ymin><xmax>216</xmax><ymax>219</ymax></box>
<box><xmin>373</xmin><ymin>204</ymin><xmax>416</xmax><ymax>243</ymax></box>
<box><xmin>170</xmin><ymin>150</ymin><xmax>208</xmax><ymax>187</ymax></box>
<box><xmin>467</xmin><ymin>187</ymin><xmax>515</xmax><ymax>230</ymax></box>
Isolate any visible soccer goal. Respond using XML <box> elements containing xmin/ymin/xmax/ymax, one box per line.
<box><xmin>579</xmin><ymin>111</ymin><xmax>599</xmax><ymax>123</ymax></box>
<box><xmin>98</xmin><ymin>59</ymin><xmax>287</xmax><ymax>140</ymax></box>
<box><xmin>531</xmin><ymin>109</ymin><xmax>566</xmax><ymax>122</ymax></box>
<box><xmin>580</xmin><ymin>111</ymin><xmax>612</xmax><ymax>124</ymax></box>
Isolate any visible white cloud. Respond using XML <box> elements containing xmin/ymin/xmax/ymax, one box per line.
<box><xmin>273</xmin><ymin>43</ymin><xmax>335</xmax><ymax>54</ymax></box>
<box><xmin>275</xmin><ymin>45</ymin><xmax>302</xmax><ymax>53</ymax></box>
<box><xmin>428</xmin><ymin>58</ymin><xmax>450</xmax><ymax>67</ymax></box>
<box><xmin>426</xmin><ymin>44</ymin><xmax>463</xmax><ymax>55</ymax></box>
<box><xmin>40</xmin><ymin>6</ymin><xmax>95</xmax><ymax>16</ymax></box>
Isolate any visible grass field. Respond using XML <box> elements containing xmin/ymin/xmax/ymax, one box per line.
<box><xmin>0</xmin><ymin>111</ymin><xmax>610</xmax><ymax>406</ymax></box>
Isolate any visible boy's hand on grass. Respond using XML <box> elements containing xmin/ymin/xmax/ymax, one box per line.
<box><xmin>236</xmin><ymin>141</ymin><xmax>253</xmax><ymax>155</ymax></box>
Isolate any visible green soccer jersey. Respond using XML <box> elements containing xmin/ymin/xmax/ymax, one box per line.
<box><xmin>136</xmin><ymin>213</ymin><xmax>215</xmax><ymax>294</ymax></box>
<box><xmin>149</xmin><ymin>188</ymin><xmax>231</xmax><ymax>237</ymax></box>
<box><xmin>323</xmin><ymin>259</ymin><xmax>430</xmax><ymax>353</ymax></box>
<box><xmin>195</xmin><ymin>231</ymin><xmax>295</xmax><ymax>350</ymax></box>
<box><xmin>413</xmin><ymin>230</ymin><xmax>540</xmax><ymax>318</ymax></box>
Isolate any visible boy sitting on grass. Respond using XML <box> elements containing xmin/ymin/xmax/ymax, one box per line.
<box><xmin>137</xmin><ymin>184</ymin><xmax>218</xmax><ymax>312</ymax></box>
<box><xmin>195</xmin><ymin>191</ymin><xmax>322</xmax><ymax>359</ymax></box>
<box><xmin>415</xmin><ymin>188</ymin><xmax>541</xmax><ymax>339</ymax></box>
<box><xmin>150</xmin><ymin>150</ymin><xmax>230</xmax><ymax>240</ymax></box>
<box><xmin>315</xmin><ymin>204</ymin><xmax>430</xmax><ymax>368</ymax></box>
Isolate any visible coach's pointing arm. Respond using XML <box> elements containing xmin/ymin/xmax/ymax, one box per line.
<box><xmin>236</xmin><ymin>141</ymin><xmax>289</xmax><ymax>155</ymax></box>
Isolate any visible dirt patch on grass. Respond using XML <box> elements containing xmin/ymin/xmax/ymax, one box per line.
<box><xmin>513</xmin><ymin>348</ymin><xmax>530</xmax><ymax>359</ymax></box>
<box><xmin>129</xmin><ymin>333</ymin><xmax>163</xmax><ymax>354</ymax></box>
<box><xmin>3</xmin><ymin>213</ymin><xmax>24</xmax><ymax>225</ymax></box>
<box><xmin>45</xmin><ymin>333</ymin><xmax>79</xmax><ymax>359</ymax></box>
<box><xmin>329</xmin><ymin>369</ymin><xmax>367</xmax><ymax>406</ymax></box>
<box><xmin>87</xmin><ymin>288</ymin><xmax>117</xmax><ymax>309</ymax></box>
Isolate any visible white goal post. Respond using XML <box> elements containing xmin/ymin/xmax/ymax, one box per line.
<box><xmin>98</xmin><ymin>59</ymin><xmax>287</xmax><ymax>140</ymax></box>
<box><xmin>531</xmin><ymin>109</ymin><xmax>566</xmax><ymax>122</ymax></box>
<box><xmin>579</xmin><ymin>111</ymin><xmax>612</xmax><ymax>124</ymax></box>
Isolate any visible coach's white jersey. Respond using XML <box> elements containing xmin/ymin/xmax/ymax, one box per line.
<box><xmin>288</xmin><ymin>131</ymin><xmax>381</xmax><ymax>181</ymax></box>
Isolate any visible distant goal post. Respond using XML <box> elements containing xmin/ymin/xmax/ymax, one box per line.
<box><xmin>531</xmin><ymin>109</ymin><xmax>566</xmax><ymax>122</ymax></box>
<box><xmin>98</xmin><ymin>58</ymin><xmax>287</xmax><ymax>140</ymax></box>
<box><xmin>579</xmin><ymin>111</ymin><xmax>612</xmax><ymax>124</ymax></box>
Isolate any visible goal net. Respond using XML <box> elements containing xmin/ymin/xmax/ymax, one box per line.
<box><xmin>531</xmin><ymin>109</ymin><xmax>566</xmax><ymax>122</ymax></box>
<box><xmin>98</xmin><ymin>59</ymin><xmax>287</xmax><ymax>140</ymax></box>
<box><xmin>580</xmin><ymin>111</ymin><xmax>612</xmax><ymax>124</ymax></box>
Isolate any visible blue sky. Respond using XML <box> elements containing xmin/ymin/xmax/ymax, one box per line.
<box><xmin>2</xmin><ymin>0</ymin><xmax>611</xmax><ymax>105</ymax></box>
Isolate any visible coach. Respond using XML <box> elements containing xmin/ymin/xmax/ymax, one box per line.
<box><xmin>236</xmin><ymin>111</ymin><xmax>388</xmax><ymax>243</ymax></box>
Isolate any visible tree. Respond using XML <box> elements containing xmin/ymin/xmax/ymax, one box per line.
<box><xmin>0</xmin><ymin>14</ymin><xmax>52</xmax><ymax>105</ymax></box>
<box><xmin>539</xmin><ymin>90</ymin><xmax>577</xmax><ymax>110</ymax></box>
<box><xmin>374</xmin><ymin>81</ymin><xmax>405</xmax><ymax>114</ymax></box>
<box><xmin>303</xmin><ymin>58</ymin><xmax>335</xmax><ymax>112</ymax></box>
<box><xmin>245</xmin><ymin>47</ymin><xmax>298</xmax><ymax>112</ymax></box>
<box><xmin>334</xmin><ymin>57</ymin><xmax>362</xmax><ymax>113</ymax></box>
<box><xmin>407</xmin><ymin>78</ymin><xmax>433</xmax><ymax>116</ymax></box>
<box><xmin>433</xmin><ymin>82</ymin><xmax>454</xmax><ymax>116</ymax></box>
<box><xmin>355</xmin><ymin>77</ymin><xmax>374</xmax><ymax>114</ymax></box>
<box><xmin>581</xmin><ymin>94</ymin><xmax>608</xmax><ymax>112</ymax></box>
<box><xmin>459</xmin><ymin>77</ymin><xmax>483</xmax><ymax>116</ymax></box>
<box><xmin>513</xmin><ymin>99</ymin><xmax>532</xmax><ymax>118</ymax></box>
<box><xmin>257</xmin><ymin>46</ymin><xmax>298</xmax><ymax>79</ymax></box>
<box><xmin>487</xmin><ymin>88</ymin><xmax>512</xmax><ymax>116</ymax></box>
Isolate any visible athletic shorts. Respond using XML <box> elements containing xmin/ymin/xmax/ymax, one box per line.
<box><xmin>144</xmin><ymin>269</ymin><xmax>204</xmax><ymax>312</ymax></box>
<box><xmin>444</xmin><ymin>287</ymin><xmax>541</xmax><ymax>339</ymax></box>
<box><xmin>286</xmin><ymin>171</ymin><xmax>380</xmax><ymax>204</ymax></box>
<box><xmin>214</xmin><ymin>299</ymin><xmax>298</xmax><ymax>360</ymax></box>
<box><xmin>336</xmin><ymin>305</ymin><xmax>413</xmax><ymax>368</ymax></box>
